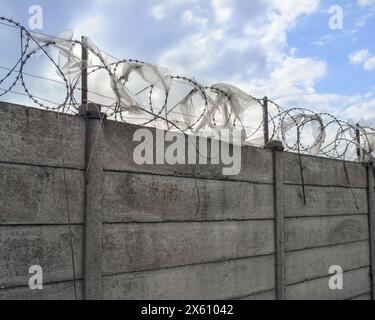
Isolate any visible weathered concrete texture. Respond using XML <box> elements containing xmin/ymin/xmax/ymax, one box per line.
<box><xmin>285</xmin><ymin>241</ymin><xmax>370</xmax><ymax>285</ymax></box>
<box><xmin>367</xmin><ymin>165</ymin><xmax>375</xmax><ymax>298</ymax></box>
<box><xmin>103</xmin><ymin>255</ymin><xmax>275</xmax><ymax>300</ymax></box>
<box><xmin>286</xmin><ymin>267</ymin><xmax>371</xmax><ymax>300</ymax></box>
<box><xmin>285</xmin><ymin>215</ymin><xmax>369</xmax><ymax>251</ymax></box>
<box><xmin>284</xmin><ymin>152</ymin><xmax>367</xmax><ymax>188</ymax></box>
<box><xmin>103</xmin><ymin>221</ymin><xmax>275</xmax><ymax>275</ymax></box>
<box><xmin>0</xmin><ymin>163</ymin><xmax>84</xmax><ymax>225</ymax></box>
<box><xmin>237</xmin><ymin>290</ymin><xmax>275</xmax><ymax>300</ymax></box>
<box><xmin>0</xmin><ymin>225</ymin><xmax>83</xmax><ymax>288</ymax></box>
<box><xmin>103</xmin><ymin>171</ymin><xmax>274</xmax><ymax>223</ymax></box>
<box><xmin>272</xmin><ymin>147</ymin><xmax>285</xmax><ymax>300</ymax></box>
<box><xmin>103</xmin><ymin>121</ymin><xmax>273</xmax><ymax>184</ymax></box>
<box><xmin>0</xmin><ymin>103</ymin><xmax>374</xmax><ymax>300</ymax></box>
<box><xmin>0</xmin><ymin>102</ymin><xmax>85</xmax><ymax>169</ymax></box>
<box><xmin>83</xmin><ymin>118</ymin><xmax>104</xmax><ymax>300</ymax></box>
<box><xmin>350</xmin><ymin>293</ymin><xmax>371</xmax><ymax>300</ymax></box>
<box><xmin>284</xmin><ymin>185</ymin><xmax>368</xmax><ymax>217</ymax></box>
<box><xmin>0</xmin><ymin>281</ymin><xmax>82</xmax><ymax>300</ymax></box>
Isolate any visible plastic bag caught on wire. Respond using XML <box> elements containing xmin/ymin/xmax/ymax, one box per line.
<box><xmin>176</xmin><ymin>89</ymin><xmax>199</xmax><ymax>128</ymax></box>
<box><xmin>212</xmin><ymin>83</ymin><xmax>259</xmax><ymax>119</ymax></box>
<box><xmin>363</xmin><ymin>130</ymin><xmax>375</xmax><ymax>160</ymax></box>
<box><xmin>121</xmin><ymin>61</ymin><xmax>171</xmax><ymax>93</ymax></box>
<box><xmin>211</xmin><ymin>83</ymin><xmax>259</xmax><ymax>141</ymax></box>
<box><xmin>309</xmin><ymin>117</ymin><xmax>326</xmax><ymax>155</ymax></box>
<box><xmin>85</xmin><ymin>38</ymin><xmax>143</xmax><ymax>114</ymax></box>
<box><xmin>25</xmin><ymin>30</ymin><xmax>81</xmax><ymax>82</ymax></box>
<box><xmin>280</xmin><ymin>113</ymin><xmax>326</xmax><ymax>155</ymax></box>
<box><xmin>369</xmin><ymin>135</ymin><xmax>375</xmax><ymax>152</ymax></box>
<box><xmin>175</xmin><ymin>88</ymin><xmax>217</xmax><ymax>131</ymax></box>
<box><xmin>110</xmin><ymin>76</ymin><xmax>143</xmax><ymax>114</ymax></box>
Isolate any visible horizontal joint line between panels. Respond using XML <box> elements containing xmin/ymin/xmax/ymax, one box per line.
<box><xmin>228</xmin><ymin>289</ymin><xmax>276</xmax><ymax>300</ymax></box>
<box><xmin>102</xmin><ymin>253</ymin><xmax>276</xmax><ymax>278</ymax></box>
<box><xmin>102</xmin><ymin>169</ymin><xmax>274</xmax><ymax>185</ymax></box>
<box><xmin>286</xmin><ymin>265</ymin><xmax>371</xmax><ymax>287</ymax></box>
<box><xmin>347</xmin><ymin>292</ymin><xmax>372</xmax><ymax>300</ymax></box>
<box><xmin>0</xmin><ymin>160</ymin><xmax>84</xmax><ymax>171</ymax></box>
<box><xmin>102</xmin><ymin>219</ymin><xmax>275</xmax><ymax>225</ymax></box>
<box><xmin>0</xmin><ymin>278</ymin><xmax>83</xmax><ymax>291</ymax></box>
<box><xmin>0</xmin><ymin>223</ymin><xmax>84</xmax><ymax>228</ymax></box>
<box><xmin>283</xmin><ymin>182</ymin><xmax>368</xmax><ymax>190</ymax></box>
<box><xmin>284</xmin><ymin>213</ymin><xmax>369</xmax><ymax>219</ymax></box>
<box><xmin>285</xmin><ymin>239</ymin><xmax>370</xmax><ymax>253</ymax></box>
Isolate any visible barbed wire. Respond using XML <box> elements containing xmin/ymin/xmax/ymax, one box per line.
<box><xmin>1</xmin><ymin>16</ymin><xmax>375</xmax><ymax>161</ymax></box>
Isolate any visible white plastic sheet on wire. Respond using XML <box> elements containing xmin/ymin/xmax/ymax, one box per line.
<box><xmin>25</xmin><ymin>33</ymin><xmax>375</xmax><ymax>159</ymax></box>
<box><xmin>27</xmin><ymin>30</ymin><xmax>82</xmax><ymax>83</ymax></box>
<box><xmin>24</xmin><ymin>33</ymin><xmax>265</xmax><ymax>146</ymax></box>
<box><xmin>279</xmin><ymin>113</ymin><xmax>326</xmax><ymax>155</ymax></box>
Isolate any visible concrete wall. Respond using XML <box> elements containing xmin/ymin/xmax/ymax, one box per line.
<box><xmin>283</xmin><ymin>153</ymin><xmax>371</xmax><ymax>300</ymax></box>
<box><xmin>0</xmin><ymin>101</ymin><xmax>373</xmax><ymax>300</ymax></box>
<box><xmin>0</xmin><ymin>102</ymin><xmax>84</xmax><ymax>300</ymax></box>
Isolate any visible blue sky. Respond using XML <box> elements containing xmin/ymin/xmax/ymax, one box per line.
<box><xmin>1</xmin><ymin>0</ymin><xmax>375</xmax><ymax>125</ymax></box>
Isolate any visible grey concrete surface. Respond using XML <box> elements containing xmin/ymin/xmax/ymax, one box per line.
<box><xmin>285</xmin><ymin>215</ymin><xmax>369</xmax><ymax>251</ymax></box>
<box><xmin>0</xmin><ymin>102</ymin><xmax>85</xmax><ymax>169</ymax></box>
<box><xmin>103</xmin><ymin>255</ymin><xmax>275</xmax><ymax>300</ymax></box>
<box><xmin>103</xmin><ymin>221</ymin><xmax>275</xmax><ymax>275</ymax></box>
<box><xmin>0</xmin><ymin>101</ymin><xmax>373</xmax><ymax>300</ymax></box>
<box><xmin>286</xmin><ymin>267</ymin><xmax>370</xmax><ymax>300</ymax></box>
<box><xmin>103</xmin><ymin>171</ymin><xmax>274</xmax><ymax>222</ymax></box>
<box><xmin>0</xmin><ymin>163</ymin><xmax>84</xmax><ymax>225</ymax></box>
<box><xmin>0</xmin><ymin>225</ymin><xmax>83</xmax><ymax>288</ymax></box>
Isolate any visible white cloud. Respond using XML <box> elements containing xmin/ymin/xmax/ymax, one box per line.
<box><xmin>211</xmin><ymin>0</ymin><xmax>233</xmax><ymax>23</ymax></box>
<box><xmin>349</xmin><ymin>49</ymin><xmax>369</xmax><ymax>64</ymax></box>
<box><xmin>244</xmin><ymin>0</ymin><xmax>320</xmax><ymax>61</ymax></box>
<box><xmin>182</xmin><ymin>10</ymin><xmax>208</xmax><ymax>27</ymax></box>
<box><xmin>159</xmin><ymin>0</ymin><xmax>322</xmax><ymax>90</ymax></box>
<box><xmin>357</xmin><ymin>0</ymin><xmax>375</xmax><ymax>7</ymax></box>
<box><xmin>149</xmin><ymin>0</ymin><xmax>197</xmax><ymax>20</ymax></box>
<box><xmin>364</xmin><ymin>56</ymin><xmax>375</xmax><ymax>70</ymax></box>
<box><xmin>158</xmin><ymin>28</ymin><xmax>227</xmax><ymax>76</ymax></box>
<box><xmin>349</xmin><ymin>49</ymin><xmax>375</xmax><ymax>70</ymax></box>
<box><xmin>341</xmin><ymin>98</ymin><xmax>375</xmax><ymax>126</ymax></box>
<box><xmin>311</xmin><ymin>35</ymin><xmax>332</xmax><ymax>47</ymax></box>
<box><xmin>270</xmin><ymin>57</ymin><xmax>327</xmax><ymax>93</ymax></box>
<box><xmin>150</xmin><ymin>5</ymin><xmax>166</xmax><ymax>20</ymax></box>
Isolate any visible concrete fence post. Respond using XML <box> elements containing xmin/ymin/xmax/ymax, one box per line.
<box><xmin>82</xmin><ymin>103</ymin><xmax>106</xmax><ymax>300</ymax></box>
<box><xmin>263</xmin><ymin>97</ymin><xmax>269</xmax><ymax>146</ymax></box>
<box><xmin>267</xmin><ymin>140</ymin><xmax>285</xmax><ymax>300</ymax></box>
<box><xmin>366</xmin><ymin>162</ymin><xmax>375</xmax><ymax>300</ymax></box>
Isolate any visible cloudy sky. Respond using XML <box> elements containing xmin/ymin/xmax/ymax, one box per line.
<box><xmin>1</xmin><ymin>0</ymin><xmax>375</xmax><ymax>125</ymax></box>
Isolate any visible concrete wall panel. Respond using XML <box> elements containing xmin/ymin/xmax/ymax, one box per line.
<box><xmin>0</xmin><ymin>102</ymin><xmax>85</xmax><ymax>169</ymax></box>
<box><xmin>0</xmin><ymin>281</ymin><xmax>82</xmax><ymax>300</ymax></box>
<box><xmin>103</xmin><ymin>172</ymin><xmax>274</xmax><ymax>223</ymax></box>
<box><xmin>285</xmin><ymin>215</ymin><xmax>369</xmax><ymax>251</ymax></box>
<box><xmin>284</xmin><ymin>185</ymin><xmax>367</xmax><ymax>217</ymax></box>
<box><xmin>103</xmin><ymin>221</ymin><xmax>275</xmax><ymax>275</ymax></box>
<box><xmin>0</xmin><ymin>225</ymin><xmax>83</xmax><ymax>288</ymax></box>
<box><xmin>103</xmin><ymin>255</ymin><xmax>275</xmax><ymax>300</ymax></box>
<box><xmin>103</xmin><ymin>121</ymin><xmax>273</xmax><ymax>184</ymax></box>
<box><xmin>286</xmin><ymin>241</ymin><xmax>370</xmax><ymax>285</ymax></box>
<box><xmin>284</xmin><ymin>153</ymin><xmax>367</xmax><ymax>188</ymax></box>
<box><xmin>286</xmin><ymin>267</ymin><xmax>371</xmax><ymax>300</ymax></box>
<box><xmin>0</xmin><ymin>164</ymin><xmax>84</xmax><ymax>225</ymax></box>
